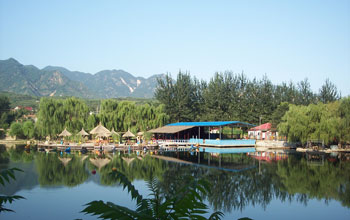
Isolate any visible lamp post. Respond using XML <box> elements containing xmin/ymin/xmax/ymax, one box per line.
<box><xmin>259</xmin><ymin>116</ymin><xmax>263</xmax><ymax>140</ymax></box>
<box><xmin>259</xmin><ymin>116</ymin><xmax>262</xmax><ymax>126</ymax></box>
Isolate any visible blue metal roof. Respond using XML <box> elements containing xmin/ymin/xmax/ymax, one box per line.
<box><xmin>166</xmin><ymin>121</ymin><xmax>255</xmax><ymax>127</ymax></box>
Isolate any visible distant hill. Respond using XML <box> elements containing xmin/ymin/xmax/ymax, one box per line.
<box><xmin>0</xmin><ymin>58</ymin><xmax>163</xmax><ymax>99</ymax></box>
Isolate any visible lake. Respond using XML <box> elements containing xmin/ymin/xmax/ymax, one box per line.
<box><xmin>0</xmin><ymin>145</ymin><xmax>350</xmax><ymax>220</ymax></box>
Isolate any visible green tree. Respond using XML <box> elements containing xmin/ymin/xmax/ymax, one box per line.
<box><xmin>278</xmin><ymin>104</ymin><xmax>310</xmax><ymax>143</ymax></box>
<box><xmin>278</xmin><ymin>99</ymin><xmax>349</xmax><ymax>145</ymax></box>
<box><xmin>297</xmin><ymin>78</ymin><xmax>315</xmax><ymax>105</ymax></box>
<box><xmin>337</xmin><ymin>97</ymin><xmax>350</xmax><ymax>144</ymax></box>
<box><xmin>0</xmin><ymin>95</ymin><xmax>11</xmax><ymax>128</ymax></box>
<box><xmin>86</xmin><ymin>114</ymin><xmax>98</xmax><ymax>131</ymax></box>
<box><xmin>319</xmin><ymin>78</ymin><xmax>340</xmax><ymax>103</ymax></box>
<box><xmin>202</xmin><ymin>72</ymin><xmax>235</xmax><ymax>121</ymax></box>
<box><xmin>155</xmin><ymin>72</ymin><xmax>200</xmax><ymax>122</ymax></box>
<box><xmin>22</xmin><ymin>120</ymin><xmax>35</xmax><ymax>139</ymax></box>
<box><xmin>271</xmin><ymin>102</ymin><xmax>289</xmax><ymax>129</ymax></box>
<box><xmin>155</xmin><ymin>73</ymin><xmax>176</xmax><ymax>121</ymax></box>
<box><xmin>256</xmin><ymin>75</ymin><xmax>275</xmax><ymax>123</ymax></box>
<box><xmin>36</xmin><ymin>97</ymin><xmax>89</xmax><ymax>138</ymax></box>
<box><xmin>9</xmin><ymin>122</ymin><xmax>23</xmax><ymax>138</ymax></box>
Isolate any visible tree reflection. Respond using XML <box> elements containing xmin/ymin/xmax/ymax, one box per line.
<box><xmin>1</xmin><ymin>146</ymin><xmax>350</xmax><ymax>213</ymax></box>
<box><xmin>0</xmin><ymin>145</ymin><xmax>9</xmax><ymax>164</ymax></box>
<box><xmin>155</xmin><ymin>152</ymin><xmax>350</xmax><ymax>212</ymax></box>
<box><xmin>276</xmin><ymin>154</ymin><xmax>350</xmax><ymax>207</ymax></box>
<box><xmin>97</xmin><ymin>153</ymin><xmax>168</xmax><ymax>185</ymax></box>
<box><xmin>35</xmin><ymin>153</ymin><xmax>89</xmax><ymax>187</ymax></box>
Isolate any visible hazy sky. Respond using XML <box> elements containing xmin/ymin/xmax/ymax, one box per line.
<box><xmin>1</xmin><ymin>0</ymin><xmax>349</xmax><ymax>95</ymax></box>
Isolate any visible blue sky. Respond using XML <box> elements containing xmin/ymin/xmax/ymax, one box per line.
<box><xmin>1</xmin><ymin>0</ymin><xmax>349</xmax><ymax>95</ymax></box>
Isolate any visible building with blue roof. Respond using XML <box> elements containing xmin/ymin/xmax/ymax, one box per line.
<box><xmin>148</xmin><ymin>121</ymin><xmax>256</xmax><ymax>147</ymax></box>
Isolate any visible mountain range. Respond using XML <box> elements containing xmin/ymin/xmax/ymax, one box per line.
<box><xmin>0</xmin><ymin>58</ymin><xmax>163</xmax><ymax>99</ymax></box>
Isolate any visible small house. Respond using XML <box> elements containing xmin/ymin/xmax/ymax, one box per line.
<box><xmin>248</xmin><ymin>123</ymin><xmax>277</xmax><ymax>140</ymax></box>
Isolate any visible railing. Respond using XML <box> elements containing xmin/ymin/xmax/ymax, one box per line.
<box><xmin>157</xmin><ymin>139</ymin><xmax>190</xmax><ymax>144</ymax></box>
<box><xmin>189</xmin><ymin>138</ymin><xmax>256</xmax><ymax>146</ymax></box>
<box><xmin>156</xmin><ymin>139</ymin><xmax>256</xmax><ymax>146</ymax></box>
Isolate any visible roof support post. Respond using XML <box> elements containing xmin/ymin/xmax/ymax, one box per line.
<box><xmin>219</xmin><ymin>126</ymin><xmax>222</xmax><ymax>139</ymax></box>
<box><xmin>198</xmin><ymin>127</ymin><xmax>200</xmax><ymax>140</ymax></box>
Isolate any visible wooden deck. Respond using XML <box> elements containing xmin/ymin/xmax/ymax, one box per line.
<box><xmin>37</xmin><ymin>142</ymin><xmax>159</xmax><ymax>151</ymax></box>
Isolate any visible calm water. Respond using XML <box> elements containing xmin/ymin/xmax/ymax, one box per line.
<box><xmin>0</xmin><ymin>145</ymin><xmax>350</xmax><ymax>220</ymax></box>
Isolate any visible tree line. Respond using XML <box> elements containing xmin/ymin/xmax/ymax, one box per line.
<box><xmin>155</xmin><ymin>71</ymin><xmax>341</xmax><ymax>124</ymax></box>
<box><xmin>155</xmin><ymin>71</ymin><xmax>349</xmax><ymax>144</ymax></box>
<box><xmin>2</xmin><ymin>97</ymin><xmax>169</xmax><ymax>139</ymax></box>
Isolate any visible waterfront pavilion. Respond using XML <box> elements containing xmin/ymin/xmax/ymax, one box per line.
<box><xmin>149</xmin><ymin>121</ymin><xmax>256</xmax><ymax>146</ymax></box>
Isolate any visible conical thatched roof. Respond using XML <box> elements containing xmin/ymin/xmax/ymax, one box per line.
<box><xmin>77</xmin><ymin>128</ymin><xmax>89</xmax><ymax>136</ymax></box>
<box><xmin>58</xmin><ymin>157</ymin><xmax>72</xmax><ymax>166</ymax></box>
<box><xmin>59</xmin><ymin>128</ymin><xmax>72</xmax><ymax>137</ymax></box>
<box><xmin>111</xmin><ymin>128</ymin><xmax>119</xmax><ymax>136</ymax></box>
<box><xmin>90</xmin><ymin>123</ymin><xmax>111</xmax><ymax>137</ymax></box>
<box><xmin>89</xmin><ymin>158</ymin><xmax>111</xmax><ymax>169</ymax></box>
<box><xmin>122</xmin><ymin>157</ymin><xmax>135</xmax><ymax>166</ymax></box>
<box><xmin>122</xmin><ymin>130</ymin><xmax>135</xmax><ymax>138</ymax></box>
<box><xmin>80</xmin><ymin>155</ymin><xmax>88</xmax><ymax>162</ymax></box>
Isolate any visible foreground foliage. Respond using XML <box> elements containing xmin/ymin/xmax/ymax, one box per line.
<box><xmin>82</xmin><ymin>170</ymin><xmax>224</xmax><ymax>220</ymax></box>
<box><xmin>0</xmin><ymin>168</ymin><xmax>24</xmax><ymax>212</ymax></box>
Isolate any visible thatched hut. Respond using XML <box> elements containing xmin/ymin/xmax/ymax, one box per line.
<box><xmin>90</xmin><ymin>123</ymin><xmax>111</xmax><ymax>137</ymax></box>
<box><xmin>59</xmin><ymin>128</ymin><xmax>72</xmax><ymax>137</ymax></box>
<box><xmin>77</xmin><ymin>128</ymin><xmax>89</xmax><ymax>136</ymax></box>
<box><xmin>122</xmin><ymin>130</ymin><xmax>135</xmax><ymax>144</ymax></box>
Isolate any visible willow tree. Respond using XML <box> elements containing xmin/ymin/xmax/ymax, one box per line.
<box><xmin>62</xmin><ymin>97</ymin><xmax>89</xmax><ymax>133</ymax></box>
<box><xmin>278</xmin><ymin>104</ymin><xmax>310</xmax><ymax>143</ymax></box>
<box><xmin>98</xmin><ymin>99</ymin><xmax>169</xmax><ymax>133</ymax></box>
<box><xmin>36</xmin><ymin>97</ymin><xmax>89</xmax><ymax>138</ymax></box>
<box><xmin>278</xmin><ymin>99</ymin><xmax>349</xmax><ymax>145</ymax></box>
<box><xmin>338</xmin><ymin>97</ymin><xmax>350</xmax><ymax>144</ymax></box>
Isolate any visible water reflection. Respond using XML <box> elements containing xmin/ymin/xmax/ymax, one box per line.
<box><xmin>0</xmin><ymin>144</ymin><xmax>350</xmax><ymax>214</ymax></box>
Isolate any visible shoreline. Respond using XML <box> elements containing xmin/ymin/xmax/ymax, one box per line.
<box><xmin>296</xmin><ymin>147</ymin><xmax>350</xmax><ymax>153</ymax></box>
<box><xmin>1</xmin><ymin>139</ymin><xmax>350</xmax><ymax>153</ymax></box>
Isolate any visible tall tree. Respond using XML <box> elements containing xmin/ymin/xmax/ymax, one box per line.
<box><xmin>271</xmin><ymin>102</ymin><xmax>289</xmax><ymax>129</ymax></box>
<box><xmin>319</xmin><ymin>78</ymin><xmax>340</xmax><ymax>103</ymax></box>
<box><xmin>202</xmin><ymin>72</ymin><xmax>234</xmax><ymax>121</ymax></box>
<box><xmin>155</xmin><ymin>73</ymin><xmax>176</xmax><ymax>120</ymax></box>
<box><xmin>0</xmin><ymin>95</ymin><xmax>11</xmax><ymax>128</ymax></box>
<box><xmin>155</xmin><ymin>72</ymin><xmax>199</xmax><ymax>122</ymax></box>
<box><xmin>297</xmin><ymin>78</ymin><xmax>315</xmax><ymax>105</ymax></box>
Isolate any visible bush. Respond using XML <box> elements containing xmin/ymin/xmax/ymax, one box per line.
<box><xmin>9</xmin><ymin>122</ymin><xmax>23</xmax><ymax>138</ymax></box>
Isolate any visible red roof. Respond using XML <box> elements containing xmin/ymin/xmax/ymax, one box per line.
<box><xmin>15</xmin><ymin>106</ymin><xmax>33</xmax><ymax>111</ymax></box>
<box><xmin>250</xmin><ymin>123</ymin><xmax>271</xmax><ymax>131</ymax></box>
<box><xmin>24</xmin><ymin>107</ymin><xmax>33</xmax><ymax>111</ymax></box>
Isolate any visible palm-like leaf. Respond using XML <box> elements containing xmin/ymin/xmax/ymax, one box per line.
<box><xmin>82</xmin><ymin>170</ymin><xmax>224</xmax><ymax>220</ymax></box>
<box><xmin>0</xmin><ymin>168</ymin><xmax>24</xmax><ymax>213</ymax></box>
